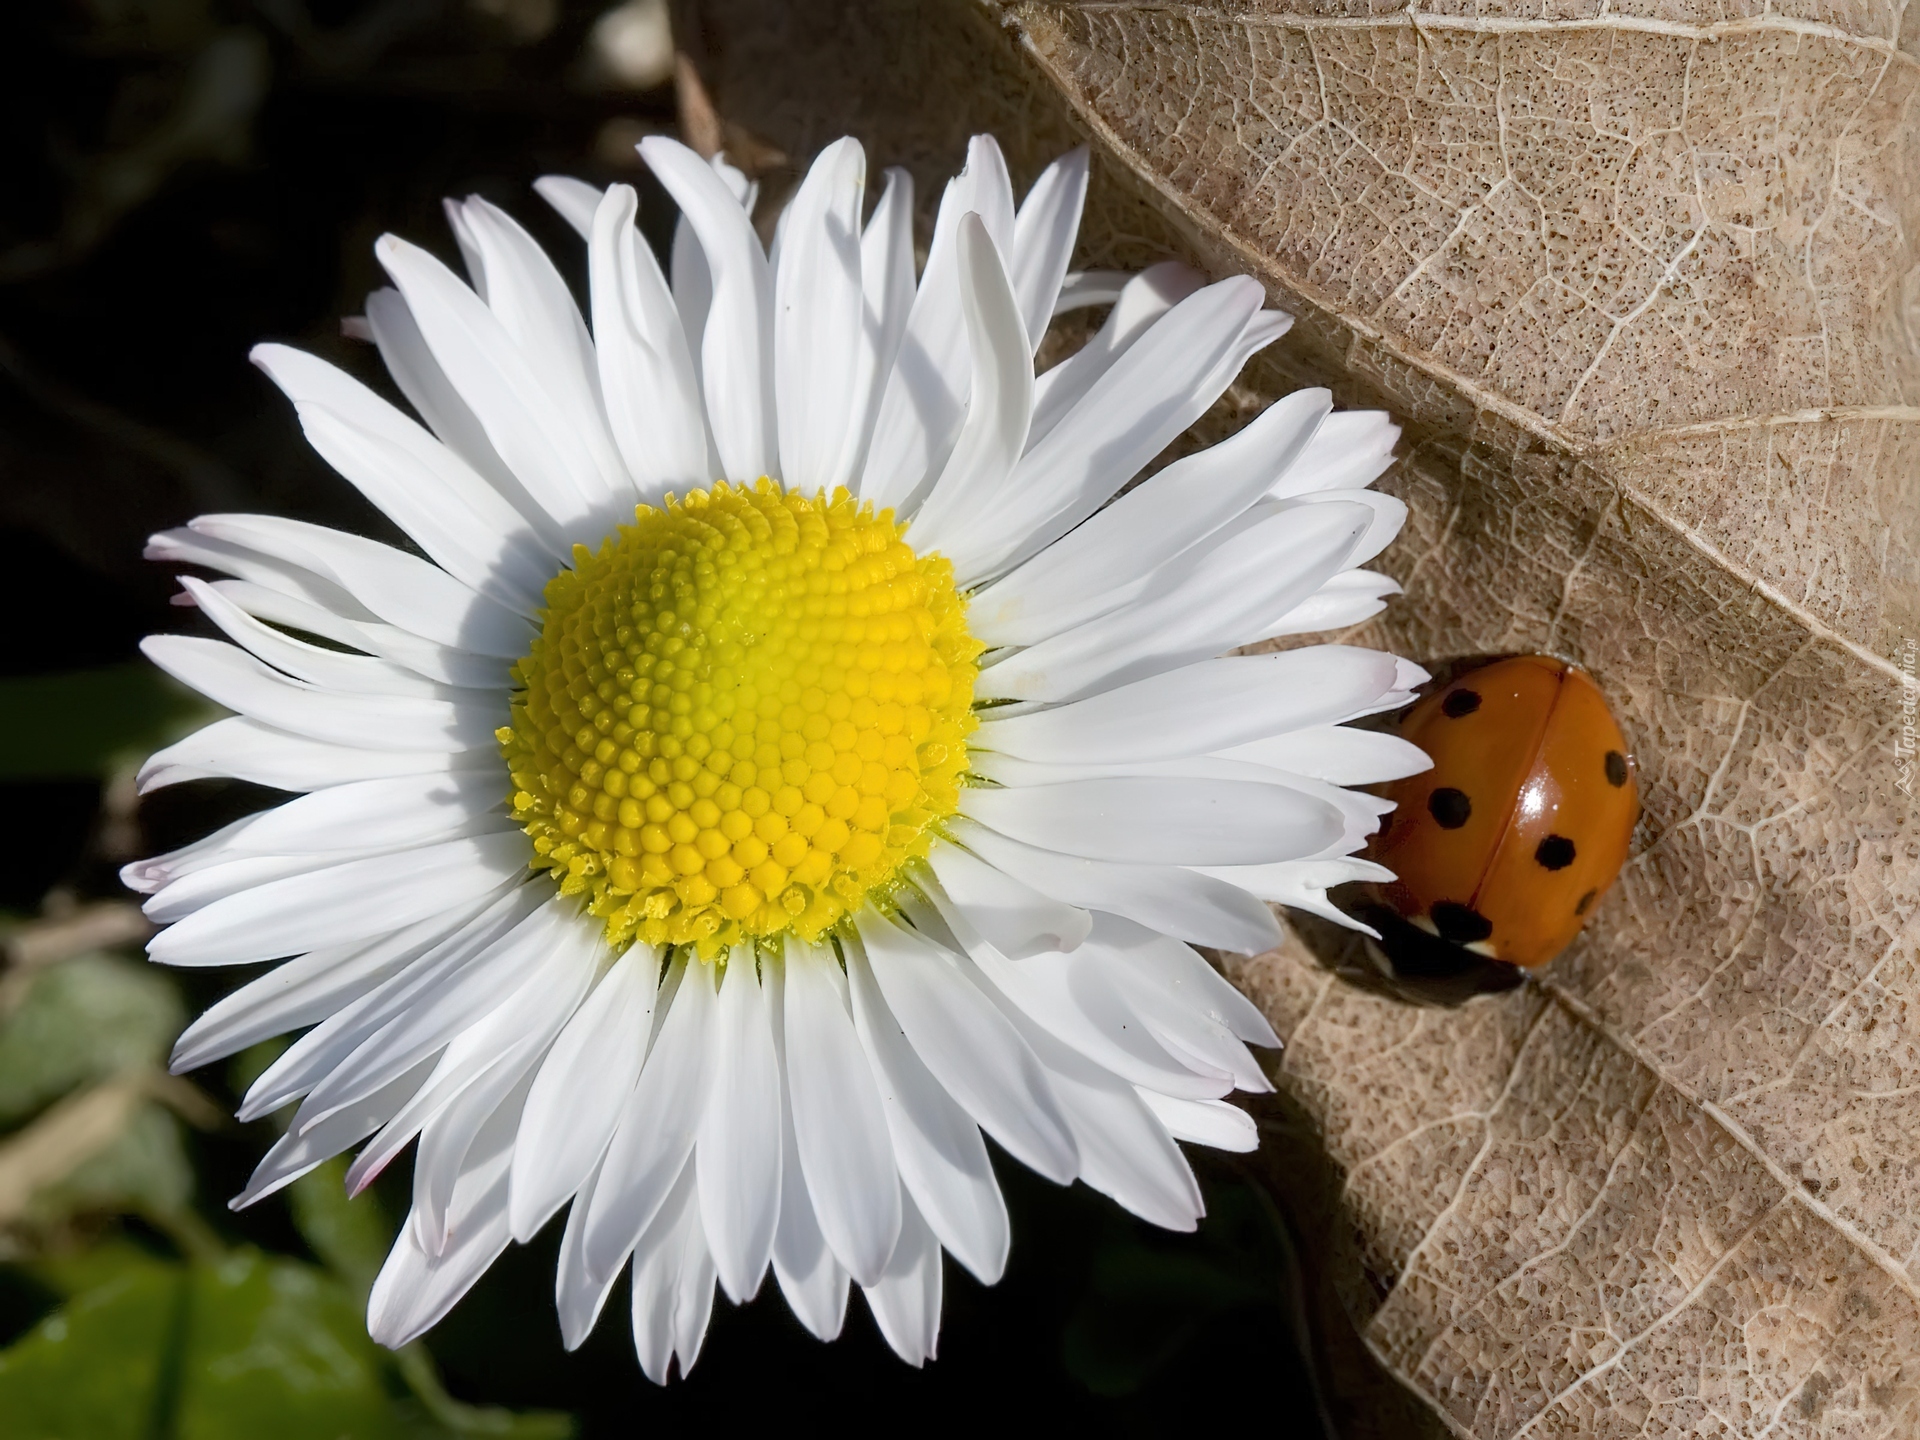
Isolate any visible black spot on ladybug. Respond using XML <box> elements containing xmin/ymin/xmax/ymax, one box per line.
<box><xmin>1575</xmin><ymin>888</ymin><xmax>1597</xmax><ymax>915</ymax></box>
<box><xmin>1441</xmin><ymin>688</ymin><xmax>1482</xmax><ymax>718</ymax></box>
<box><xmin>1535</xmin><ymin>835</ymin><xmax>1577</xmax><ymax>871</ymax></box>
<box><xmin>1430</xmin><ymin>901</ymin><xmax>1493</xmax><ymax>944</ymax></box>
<box><xmin>1427</xmin><ymin>787</ymin><xmax>1472</xmax><ymax>829</ymax></box>
<box><xmin>1605</xmin><ymin>750</ymin><xmax>1628</xmax><ymax>787</ymax></box>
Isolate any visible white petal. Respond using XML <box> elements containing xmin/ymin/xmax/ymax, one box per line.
<box><xmin>902</xmin><ymin>895</ymin><xmax>1208</xmax><ymax>1228</ymax></box>
<box><xmin>1272</xmin><ymin>409</ymin><xmax>1400</xmax><ymax>496</ymax></box>
<box><xmin>140</xmin><ymin>637</ymin><xmax>491</xmax><ymax>757</ymax></box>
<box><xmin>289</xmin><ymin>898</ymin><xmax>582</xmax><ymax>1126</ymax></box>
<box><xmin>1262</xmin><ymin>568</ymin><xmax>1402</xmax><ymax>638</ymax></box>
<box><xmin>250</xmin><ymin>343</ymin><xmax>553</xmax><ymax>610</ymax></box>
<box><xmin>627</xmin><ymin>1159</ymin><xmax>717</xmax><ymax>1384</ymax></box>
<box><xmin>410</xmin><ymin>926</ymin><xmax>600</xmax><ymax>1232</ymax></box>
<box><xmin>238</xmin><ymin>888</ymin><xmax>543</xmax><ymax>1117</ymax></box>
<box><xmin>442</xmin><ymin>198</ymin><xmax>487</xmax><ymax>294</ymax></box>
<box><xmin>903</xmin><ymin>214</ymin><xmax>1034</xmax><ymax>553</ymax></box>
<box><xmin>847</xmin><ymin>167</ymin><xmax>915</xmax><ymax>485</ymax></box>
<box><xmin>782</xmin><ymin>938</ymin><xmax>900</xmax><ymax>1285</ymax></box>
<box><xmin>1284</xmin><ymin>490</ymin><xmax>1405</xmax><ymax>571</ymax></box>
<box><xmin>922</xmin><ymin>840</ymin><xmax>1089</xmax><ymax>958</ymax></box>
<box><xmin>969</xmin><ymin>387</ymin><xmax>1330</xmax><ymax>647</ymax></box>
<box><xmin>959</xmin><ymin>774</ymin><xmax>1342</xmax><ymax>869</ymax></box>
<box><xmin>375</xmin><ymin>235</ymin><xmax>609</xmax><ymax>539</ymax></box>
<box><xmin>444</xmin><ymin>197</ymin><xmax>634</xmax><ymax>516</ymax></box>
<box><xmin>169</xmin><ymin>934</ymin><xmax>435</xmax><ymax>1073</ymax></box>
<box><xmin>147</xmin><ymin>524</ymin><xmax>371</xmax><ymax>623</ymax></box>
<box><xmin>556</xmin><ymin>1158</ymin><xmax>623</xmax><ymax>1349</ymax></box>
<box><xmin>1138</xmin><ymin>1091</ymin><xmax>1258</xmax><ymax>1152</ymax></box>
<box><xmin>511</xmin><ymin>944</ymin><xmax>663</xmax><ymax>1241</ymax></box>
<box><xmin>228</xmin><ymin>1060</ymin><xmax>434</xmax><ymax>1209</ymax></box>
<box><xmin>189</xmin><ymin>577</ymin><xmax>510</xmax><ymax>690</ymax></box>
<box><xmin>668</xmin><ymin>155</ymin><xmax>755</xmax><ymax>383</ymax></box>
<box><xmin>1198</xmin><ymin>855</ymin><xmax>1395</xmax><ymax>935</ymax></box>
<box><xmin>365</xmin><ymin>1098</ymin><xmax>517</xmax><ymax>1347</ymax></box>
<box><xmin>1008</xmin><ymin>147</ymin><xmax>1089</xmax><ymax>354</ymax></box>
<box><xmin>844</xmin><ymin>933</ymin><xmax>1009</xmax><ymax>1284</ymax></box>
<box><xmin>950</xmin><ymin>816</ymin><xmax>1280</xmax><ymax>956</ymax></box>
<box><xmin>175</xmin><ymin>577</ymin><xmax>460</xmax><ymax>699</ymax></box>
<box><xmin>132</xmin><ymin>771</ymin><xmax>508</xmax><ymax>883</ymax></box>
<box><xmin>975</xmin><ymin>647</ymin><xmax>1406</xmax><ymax>765</ymax></box>
<box><xmin>1037</xmin><ymin>1047</ymin><xmax>1203</xmax><ymax>1230</ymax></box>
<box><xmin>768</xmin><ymin>956</ymin><xmax>853</xmax><ymax>1339</ymax></box>
<box><xmin>974</xmin><ymin>500</ymin><xmax>1372</xmax><ymax>704</ymax></box>
<box><xmin>1097</xmin><ymin>916</ymin><xmax>1281</xmax><ymax>1054</ymax></box>
<box><xmin>146</xmin><ymin>832</ymin><xmax>527</xmax><ymax>968</ymax></box>
<box><xmin>1053</xmin><ymin>268</ymin><xmax>1130</xmax><ymax>312</ymax></box>
<box><xmin>414</xmin><ymin>1066</ymin><xmax>540</xmax><ymax>1258</ymax></box>
<box><xmin>1029</xmin><ymin>263</ymin><xmax>1204</xmax><ymax>449</ymax></box>
<box><xmin>141</xmin><ymin>825</ymin><xmax>509</xmax><ymax>925</ymax></box>
<box><xmin>140</xmin><ymin>856</ymin><xmax>345</xmax><ymax>923</ymax></box>
<box><xmin>963</xmin><ymin>944</ymin><xmax>1203</xmax><ymax>1231</ymax></box>
<box><xmin>534</xmin><ymin>174</ymin><xmax>602</xmax><ymax>239</ymax></box>
<box><xmin>859</xmin><ymin>1187</ymin><xmax>942</xmax><ymax>1367</ymax></box>
<box><xmin>1110</xmin><ymin>985</ymin><xmax>1264</xmax><ymax>1096</ymax></box>
<box><xmin>187</xmin><ymin>512</ymin><xmax>529</xmax><ymax>657</ymax></box>
<box><xmin>363</xmin><ymin>287</ymin><xmax>569</xmax><ymax>553</ymax></box>
<box><xmin>917</xmin><ymin>884</ymin><xmax>1229</xmax><ymax>1101</ymax></box>
<box><xmin>696</xmin><ymin>949</ymin><xmax>782</xmax><ymax>1304</ymax></box>
<box><xmin>627</xmin><ymin>1168</ymin><xmax>684</xmax><ymax>1382</ymax></box>
<box><xmin>1218</xmin><ymin>724</ymin><xmax>1431</xmax><ymax>785</ymax></box>
<box><xmin>174</xmin><ymin>900</ymin><xmax>492</xmax><ymax>1074</ymax></box>
<box><xmin>136</xmin><ymin>718</ymin><xmax>480</xmax><ymax>795</ymax></box>
<box><xmin>588</xmin><ymin>184</ymin><xmax>712</xmax><ymax>498</ymax></box>
<box><xmin>641</xmin><ymin>136</ymin><xmax>776</xmax><ymax>481</ymax></box>
<box><xmin>774</xmin><ymin>137</ymin><xmax>867</xmax><ymax>490</ymax></box>
<box><xmin>860</xmin><ymin>136</ymin><xmax>1015</xmax><ymax>513</ymax></box>
<box><xmin>583</xmin><ymin>956</ymin><xmax>711</xmax><ymax>1286</ymax></box>
<box><xmin>952</xmin><ymin>278</ymin><xmax>1276</xmax><ymax>583</ymax></box>
<box><xmin>345</xmin><ymin>1035</ymin><xmax>499</xmax><ymax>1204</ymax></box>
<box><xmin>856</xmin><ymin>908</ymin><xmax>1077</xmax><ymax>1185</ymax></box>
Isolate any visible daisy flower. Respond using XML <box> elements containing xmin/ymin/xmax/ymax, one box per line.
<box><xmin>126</xmin><ymin>133</ymin><xmax>1427</xmax><ymax>1380</ymax></box>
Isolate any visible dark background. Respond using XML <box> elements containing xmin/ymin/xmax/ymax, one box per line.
<box><xmin>0</xmin><ymin>2</ymin><xmax>1339</xmax><ymax>1434</ymax></box>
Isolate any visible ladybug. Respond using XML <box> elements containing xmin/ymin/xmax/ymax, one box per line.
<box><xmin>1363</xmin><ymin>655</ymin><xmax>1638</xmax><ymax>971</ymax></box>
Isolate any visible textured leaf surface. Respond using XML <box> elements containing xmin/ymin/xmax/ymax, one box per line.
<box><xmin>680</xmin><ymin>0</ymin><xmax>1919</xmax><ymax>1432</ymax></box>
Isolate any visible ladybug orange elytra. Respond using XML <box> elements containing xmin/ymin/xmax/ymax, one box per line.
<box><xmin>1363</xmin><ymin>655</ymin><xmax>1639</xmax><ymax>970</ymax></box>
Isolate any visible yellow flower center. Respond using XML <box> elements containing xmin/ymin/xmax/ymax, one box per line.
<box><xmin>500</xmin><ymin>480</ymin><xmax>979</xmax><ymax>956</ymax></box>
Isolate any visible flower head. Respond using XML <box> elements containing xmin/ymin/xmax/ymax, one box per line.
<box><xmin>128</xmin><ymin>133</ymin><xmax>1428</xmax><ymax>1380</ymax></box>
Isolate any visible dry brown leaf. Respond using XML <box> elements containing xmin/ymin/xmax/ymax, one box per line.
<box><xmin>677</xmin><ymin>1</ymin><xmax>1919</xmax><ymax>1433</ymax></box>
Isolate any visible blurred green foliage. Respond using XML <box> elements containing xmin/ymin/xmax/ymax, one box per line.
<box><xmin>0</xmin><ymin>666</ymin><xmax>214</xmax><ymax>781</ymax></box>
<box><xmin>0</xmin><ymin>1248</ymin><xmax>421</xmax><ymax>1440</ymax></box>
<box><xmin>0</xmin><ymin>955</ymin><xmax>572</xmax><ymax>1438</ymax></box>
<box><xmin>0</xmin><ymin>954</ymin><xmax>184</xmax><ymax>1126</ymax></box>
<box><xmin>0</xmin><ymin>953</ymin><xmax>195</xmax><ymax>1238</ymax></box>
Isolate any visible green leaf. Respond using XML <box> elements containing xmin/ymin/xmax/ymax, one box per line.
<box><xmin>23</xmin><ymin>1103</ymin><xmax>193</xmax><ymax>1230</ymax></box>
<box><xmin>0</xmin><ymin>956</ymin><xmax>184</xmax><ymax>1128</ymax></box>
<box><xmin>0</xmin><ymin>1250</ymin><xmax>419</xmax><ymax>1440</ymax></box>
<box><xmin>23</xmin><ymin>1237</ymin><xmax>167</xmax><ymax>1301</ymax></box>
<box><xmin>0</xmin><ymin>1253</ymin><xmax>179</xmax><ymax>1440</ymax></box>
<box><xmin>0</xmin><ymin>664</ymin><xmax>216</xmax><ymax>781</ymax></box>
<box><xmin>174</xmin><ymin>1251</ymin><xmax>414</xmax><ymax>1440</ymax></box>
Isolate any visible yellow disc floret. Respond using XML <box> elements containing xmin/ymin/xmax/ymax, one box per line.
<box><xmin>500</xmin><ymin>480</ymin><xmax>979</xmax><ymax>956</ymax></box>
